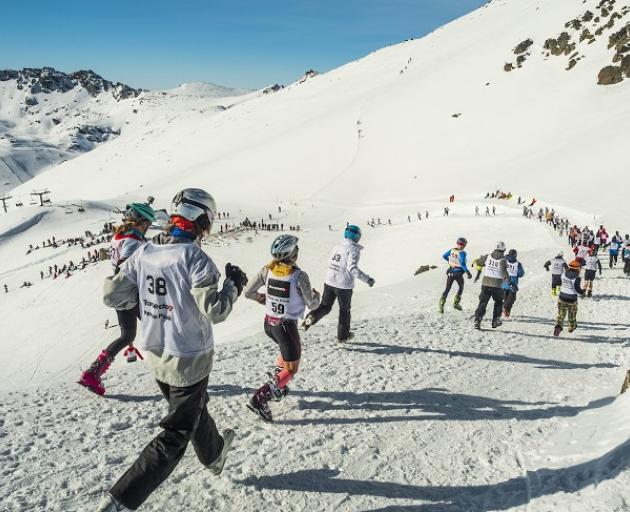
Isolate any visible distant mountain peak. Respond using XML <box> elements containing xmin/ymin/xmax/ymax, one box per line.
<box><xmin>0</xmin><ymin>67</ymin><xmax>142</xmax><ymax>100</ymax></box>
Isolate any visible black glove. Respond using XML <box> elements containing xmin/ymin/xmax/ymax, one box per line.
<box><xmin>367</xmin><ymin>277</ymin><xmax>375</xmax><ymax>287</ymax></box>
<box><xmin>466</xmin><ymin>270</ymin><xmax>472</xmax><ymax>280</ymax></box>
<box><xmin>225</xmin><ymin>263</ymin><xmax>248</xmax><ymax>296</ymax></box>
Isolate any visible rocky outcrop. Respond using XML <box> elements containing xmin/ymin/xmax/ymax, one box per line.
<box><xmin>70</xmin><ymin>125</ymin><xmax>121</xmax><ymax>151</ymax></box>
<box><xmin>598</xmin><ymin>65</ymin><xmax>623</xmax><ymax>84</ymax></box>
<box><xmin>0</xmin><ymin>67</ymin><xmax>142</xmax><ymax>100</ymax></box>
<box><xmin>505</xmin><ymin>0</ymin><xmax>629</xmax><ymax>84</ymax></box>
<box><xmin>544</xmin><ymin>32</ymin><xmax>575</xmax><ymax>56</ymax></box>
<box><xmin>263</xmin><ymin>84</ymin><xmax>284</xmax><ymax>94</ymax></box>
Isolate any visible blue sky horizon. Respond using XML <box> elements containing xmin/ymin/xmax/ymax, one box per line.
<box><xmin>1</xmin><ymin>1</ymin><xmax>486</xmax><ymax>91</ymax></box>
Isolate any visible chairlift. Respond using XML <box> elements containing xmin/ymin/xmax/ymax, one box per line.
<box><xmin>78</xmin><ymin>206</ymin><xmax>85</xmax><ymax>212</ymax></box>
<box><xmin>16</xmin><ymin>201</ymin><xmax>23</xmax><ymax>207</ymax></box>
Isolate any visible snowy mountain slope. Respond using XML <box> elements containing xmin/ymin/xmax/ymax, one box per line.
<box><xmin>10</xmin><ymin>0</ymin><xmax>630</xmax><ymax>226</ymax></box>
<box><xmin>1</xmin><ymin>198</ymin><xmax>630</xmax><ymax>511</ymax></box>
<box><xmin>0</xmin><ymin>68</ymin><xmax>255</xmax><ymax>193</ymax></box>
<box><xmin>1</xmin><ymin>0</ymin><xmax>630</xmax><ymax>510</ymax></box>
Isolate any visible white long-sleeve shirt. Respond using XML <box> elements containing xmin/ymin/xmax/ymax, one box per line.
<box><xmin>324</xmin><ymin>239</ymin><xmax>372</xmax><ymax>290</ymax></box>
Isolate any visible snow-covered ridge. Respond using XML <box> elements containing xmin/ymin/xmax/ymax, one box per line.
<box><xmin>0</xmin><ymin>67</ymin><xmax>142</xmax><ymax>100</ymax></box>
<box><xmin>13</xmin><ymin>0</ymin><xmax>630</xmax><ymax>226</ymax></box>
<box><xmin>0</xmin><ymin>68</ymin><xmax>256</xmax><ymax>194</ymax></box>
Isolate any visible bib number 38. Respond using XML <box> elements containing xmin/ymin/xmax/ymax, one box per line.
<box><xmin>147</xmin><ymin>275</ymin><xmax>167</xmax><ymax>296</ymax></box>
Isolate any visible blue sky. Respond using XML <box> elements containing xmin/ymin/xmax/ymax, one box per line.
<box><xmin>1</xmin><ymin>0</ymin><xmax>486</xmax><ymax>90</ymax></box>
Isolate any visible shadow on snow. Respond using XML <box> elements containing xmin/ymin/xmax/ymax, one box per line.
<box><xmin>238</xmin><ymin>436</ymin><xmax>630</xmax><ymax>511</ymax></box>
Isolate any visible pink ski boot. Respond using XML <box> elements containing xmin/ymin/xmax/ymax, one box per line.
<box><xmin>78</xmin><ymin>350</ymin><xmax>112</xmax><ymax>396</ymax></box>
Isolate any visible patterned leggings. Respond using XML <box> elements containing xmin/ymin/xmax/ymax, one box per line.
<box><xmin>556</xmin><ymin>300</ymin><xmax>578</xmax><ymax>330</ymax></box>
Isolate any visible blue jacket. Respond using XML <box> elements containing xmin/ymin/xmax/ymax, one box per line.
<box><xmin>442</xmin><ymin>249</ymin><xmax>469</xmax><ymax>274</ymax></box>
<box><xmin>502</xmin><ymin>256</ymin><xmax>525</xmax><ymax>290</ymax></box>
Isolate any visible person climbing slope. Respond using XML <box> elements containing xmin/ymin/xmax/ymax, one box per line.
<box><xmin>244</xmin><ymin>235</ymin><xmax>320</xmax><ymax>423</ymax></box>
<box><xmin>554</xmin><ymin>260</ymin><xmax>585</xmax><ymax>337</ymax></box>
<box><xmin>502</xmin><ymin>249</ymin><xmax>524</xmax><ymax>318</ymax></box>
<box><xmin>78</xmin><ymin>202</ymin><xmax>156</xmax><ymax>396</ymax></box>
<box><xmin>582</xmin><ymin>249</ymin><xmax>602</xmax><ymax>297</ymax></box>
<box><xmin>473</xmin><ymin>242</ymin><xmax>509</xmax><ymax>329</ymax></box>
<box><xmin>438</xmin><ymin>237</ymin><xmax>472</xmax><ymax>313</ymax></box>
<box><xmin>544</xmin><ymin>251</ymin><xmax>568</xmax><ymax>296</ymax></box>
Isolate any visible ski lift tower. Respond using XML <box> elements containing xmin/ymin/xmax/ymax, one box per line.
<box><xmin>31</xmin><ymin>189</ymin><xmax>51</xmax><ymax>207</ymax></box>
<box><xmin>0</xmin><ymin>193</ymin><xmax>12</xmax><ymax>213</ymax></box>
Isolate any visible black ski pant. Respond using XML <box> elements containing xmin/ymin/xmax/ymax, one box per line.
<box><xmin>624</xmin><ymin>259</ymin><xmax>630</xmax><ymax>275</ymax></box>
<box><xmin>106</xmin><ymin>305</ymin><xmax>140</xmax><ymax>357</ymax></box>
<box><xmin>474</xmin><ymin>286</ymin><xmax>504</xmax><ymax>322</ymax></box>
<box><xmin>503</xmin><ymin>289</ymin><xmax>517</xmax><ymax>314</ymax></box>
<box><xmin>307</xmin><ymin>284</ymin><xmax>353</xmax><ymax>340</ymax></box>
<box><xmin>442</xmin><ymin>272</ymin><xmax>464</xmax><ymax>299</ymax></box>
<box><xmin>110</xmin><ymin>376</ymin><xmax>223</xmax><ymax>510</ymax></box>
<box><xmin>610</xmin><ymin>253</ymin><xmax>618</xmax><ymax>268</ymax></box>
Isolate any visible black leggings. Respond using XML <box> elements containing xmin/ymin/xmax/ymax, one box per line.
<box><xmin>442</xmin><ymin>272</ymin><xmax>464</xmax><ymax>298</ymax></box>
<box><xmin>106</xmin><ymin>305</ymin><xmax>140</xmax><ymax>357</ymax></box>
<box><xmin>264</xmin><ymin>319</ymin><xmax>301</xmax><ymax>362</ymax></box>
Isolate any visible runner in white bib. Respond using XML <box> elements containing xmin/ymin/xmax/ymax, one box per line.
<box><xmin>244</xmin><ymin>234</ymin><xmax>320</xmax><ymax>423</ymax></box>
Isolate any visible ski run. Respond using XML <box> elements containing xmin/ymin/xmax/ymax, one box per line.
<box><xmin>1</xmin><ymin>0</ymin><xmax>630</xmax><ymax>510</ymax></box>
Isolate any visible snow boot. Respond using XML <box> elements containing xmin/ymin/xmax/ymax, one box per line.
<box><xmin>267</xmin><ymin>369</ymin><xmax>290</xmax><ymax>401</ymax></box>
<box><xmin>473</xmin><ymin>319</ymin><xmax>481</xmax><ymax>330</ymax></box>
<box><xmin>96</xmin><ymin>494</ymin><xmax>129</xmax><ymax>512</ymax></box>
<box><xmin>503</xmin><ymin>309</ymin><xmax>510</xmax><ymax>318</ymax></box>
<box><xmin>78</xmin><ymin>350</ymin><xmax>112</xmax><ymax>396</ymax></box>
<box><xmin>551</xmin><ymin>287</ymin><xmax>558</xmax><ymax>297</ymax></box>
<box><xmin>568</xmin><ymin>325</ymin><xmax>576</xmax><ymax>333</ymax></box>
<box><xmin>453</xmin><ymin>295</ymin><xmax>463</xmax><ymax>311</ymax></box>
<box><xmin>206</xmin><ymin>429</ymin><xmax>236</xmax><ymax>475</ymax></box>
<box><xmin>491</xmin><ymin>319</ymin><xmax>503</xmax><ymax>329</ymax></box>
<box><xmin>247</xmin><ymin>388</ymin><xmax>274</xmax><ymax>423</ymax></box>
<box><xmin>553</xmin><ymin>325</ymin><xmax>562</xmax><ymax>337</ymax></box>
<box><xmin>438</xmin><ymin>296</ymin><xmax>446</xmax><ymax>314</ymax></box>
<box><xmin>587</xmin><ymin>289</ymin><xmax>592</xmax><ymax>298</ymax></box>
<box><xmin>620</xmin><ymin>370</ymin><xmax>630</xmax><ymax>394</ymax></box>
<box><xmin>338</xmin><ymin>332</ymin><xmax>355</xmax><ymax>343</ymax></box>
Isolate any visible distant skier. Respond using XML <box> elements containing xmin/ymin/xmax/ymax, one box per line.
<box><xmin>244</xmin><ymin>235</ymin><xmax>320</xmax><ymax>423</ymax></box>
<box><xmin>475</xmin><ymin>206</ymin><xmax>479</xmax><ymax>216</ymax></box>
<box><xmin>438</xmin><ymin>237</ymin><xmax>472</xmax><ymax>313</ymax></box>
<box><xmin>554</xmin><ymin>260</ymin><xmax>585</xmax><ymax>337</ymax></box>
<box><xmin>302</xmin><ymin>225</ymin><xmax>374</xmax><ymax>342</ymax></box>
<box><xmin>78</xmin><ymin>202</ymin><xmax>156</xmax><ymax>396</ymax></box>
<box><xmin>582</xmin><ymin>250</ymin><xmax>602</xmax><ymax>297</ymax></box>
<box><xmin>502</xmin><ymin>249</ymin><xmax>524</xmax><ymax>318</ymax></box>
<box><xmin>443</xmin><ymin>207</ymin><xmax>449</xmax><ymax>216</ymax></box>
<box><xmin>473</xmin><ymin>242</ymin><xmax>509</xmax><ymax>329</ymax></box>
<box><xmin>492</xmin><ymin>206</ymin><xmax>496</xmax><ymax>215</ymax></box>
<box><xmin>485</xmin><ymin>206</ymin><xmax>490</xmax><ymax>216</ymax></box>
<box><xmin>544</xmin><ymin>251</ymin><xmax>568</xmax><ymax>296</ymax></box>
<box><xmin>96</xmin><ymin>188</ymin><xmax>245</xmax><ymax>512</ymax></box>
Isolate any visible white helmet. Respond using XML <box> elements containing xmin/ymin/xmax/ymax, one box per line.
<box><xmin>496</xmin><ymin>241</ymin><xmax>506</xmax><ymax>251</ymax></box>
<box><xmin>556</xmin><ymin>250</ymin><xmax>564</xmax><ymax>258</ymax></box>
<box><xmin>171</xmin><ymin>188</ymin><xmax>217</xmax><ymax>231</ymax></box>
<box><xmin>271</xmin><ymin>234</ymin><xmax>299</xmax><ymax>262</ymax></box>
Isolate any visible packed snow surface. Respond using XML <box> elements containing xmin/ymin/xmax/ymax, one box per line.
<box><xmin>1</xmin><ymin>0</ymin><xmax>630</xmax><ymax>510</ymax></box>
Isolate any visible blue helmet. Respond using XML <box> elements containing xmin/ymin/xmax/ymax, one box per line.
<box><xmin>344</xmin><ymin>225</ymin><xmax>362</xmax><ymax>242</ymax></box>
